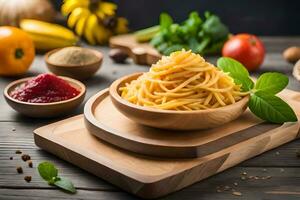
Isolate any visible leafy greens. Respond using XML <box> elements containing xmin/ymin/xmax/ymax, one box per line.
<box><xmin>150</xmin><ymin>11</ymin><xmax>229</xmax><ymax>55</ymax></box>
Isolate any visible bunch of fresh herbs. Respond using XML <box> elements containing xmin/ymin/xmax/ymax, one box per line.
<box><xmin>217</xmin><ymin>57</ymin><xmax>297</xmax><ymax>123</ymax></box>
<box><xmin>149</xmin><ymin>11</ymin><xmax>229</xmax><ymax>55</ymax></box>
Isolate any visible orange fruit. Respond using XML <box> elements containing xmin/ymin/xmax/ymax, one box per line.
<box><xmin>0</xmin><ymin>26</ymin><xmax>35</xmax><ymax>76</ymax></box>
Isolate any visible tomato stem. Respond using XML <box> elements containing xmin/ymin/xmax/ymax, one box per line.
<box><xmin>249</xmin><ymin>37</ymin><xmax>256</xmax><ymax>46</ymax></box>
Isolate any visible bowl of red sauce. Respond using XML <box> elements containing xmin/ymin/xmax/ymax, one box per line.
<box><xmin>4</xmin><ymin>73</ymin><xmax>86</xmax><ymax>118</ymax></box>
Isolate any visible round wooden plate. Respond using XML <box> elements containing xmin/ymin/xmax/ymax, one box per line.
<box><xmin>84</xmin><ymin>89</ymin><xmax>264</xmax><ymax>158</ymax></box>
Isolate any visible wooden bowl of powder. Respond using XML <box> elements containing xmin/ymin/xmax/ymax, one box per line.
<box><xmin>45</xmin><ymin>47</ymin><xmax>103</xmax><ymax>80</ymax></box>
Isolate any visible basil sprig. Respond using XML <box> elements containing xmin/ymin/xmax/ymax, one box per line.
<box><xmin>38</xmin><ymin>162</ymin><xmax>76</xmax><ymax>193</ymax></box>
<box><xmin>217</xmin><ymin>57</ymin><xmax>297</xmax><ymax>123</ymax></box>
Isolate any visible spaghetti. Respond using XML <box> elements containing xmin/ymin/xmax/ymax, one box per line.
<box><xmin>120</xmin><ymin>50</ymin><xmax>248</xmax><ymax>111</ymax></box>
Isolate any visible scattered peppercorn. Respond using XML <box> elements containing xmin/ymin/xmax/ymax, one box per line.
<box><xmin>28</xmin><ymin>160</ymin><xmax>33</xmax><ymax>168</ymax></box>
<box><xmin>15</xmin><ymin>150</ymin><xmax>22</xmax><ymax>154</ymax></box>
<box><xmin>16</xmin><ymin>166</ymin><xmax>23</xmax><ymax>174</ymax></box>
<box><xmin>24</xmin><ymin>176</ymin><xmax>32</xmax><ymax>183</ymax></box>
<box><xmin>12</xmin><ymin>128</ymin><xmax>16</xmax><ymax>131</ymax></box>
<box><xmin>9</xmin><ymin>156</ymin><xmax>13</xmax><ymax>160</ymax></box>
<box><xmin>109</xmin><ymin>48</ymin><xmax>128</xmax><ymax>63</ymax></box>
<box><xmin>21</xmin><ymin>154</ymin><xmax>31</xmax><ymax>162</ymax></box>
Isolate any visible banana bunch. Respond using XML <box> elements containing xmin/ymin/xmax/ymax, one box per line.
<box><xmin>20</xmin><ymin>19</ymin><xmax>79</xmax><ymax>51</ymax></box>
<box><xmin>61</xmin><ymin>0</ymin><xmax>128</xmax><ymax>45</ymax></box>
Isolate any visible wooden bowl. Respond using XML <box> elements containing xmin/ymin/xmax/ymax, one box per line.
<box><xmin>45</xmin><ymin>48</ymin><xmax>103</xmax><ymax>80</ymax></box>
<box><xmin>109</xmin><ymin>73</ymin><xmax>250</xmax><ymax>130</ymax></box>
<box><xmin>4</xmin><ymin>76</ymin><xmax>86</xmax><ymax>118</ymax></box>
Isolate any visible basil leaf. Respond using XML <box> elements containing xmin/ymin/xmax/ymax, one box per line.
<box><xmin>54</xmin><ymin>177</ymin><xmax>76</xmax><ymax>193</ymax></box>
<box><xmin>255</xmin><ymin>72</ymin><xmax>288</xmax><ymax>94</ymax></box>
<box><xmin>163</xmin><ymin>44</ymin><xmax>187</xmax><ymax>56</ymax></box>
<box><xmin>217</xmin><ymin>57</ymin><xmax>254</xmax><ymax>91</ymax></box>
<box><xmin>202</xmin><ymin>14</ymin><xmax>229</xmax><ymax>41</ymax></box>
<box><xmin>38</xmin><ymin>162</ymin><xmax>58</xmax><ymax>182</ymax></box>
<box><xmin>249</xmin><ymin>92</ymin><xmax>297</xmax><ymax>123</ymax></box>
<box><xmin>160</xmin><ymin>13</ymin><xmax>173</xmax><ymax>30</ymax></box>
<box><xmin>181</xmin><ymin>11</ymin><xmax>202</xmax><ymax>37</ymax></box>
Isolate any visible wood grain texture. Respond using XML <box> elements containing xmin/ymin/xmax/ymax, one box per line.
<box><xmin>110</xmin><ymin>34</ymin><xmax>161</xmax><ymax>65</ymax></box>
<box><xmin>2</xmin><ymin>37</ymin><xmax>300</xmax><ymax>200</ymax></box>
<box><xmin>34</xmin><ymin>109</ymin><xmax>300</xmax><ymax>198</ymax></box>
<box><xmin>85</xmin><ymin>89</ymin><xmax>268</xmax><ymax>158</ymax></box>
<box><xmin>107</xmin><ymin>73</ymin><xmax>249</xmax><ymax>130</ymax></box>
<box><xmin>86</xmin><ymin>87</ymin><xmax>300</xmax><ymax>158</ymax></box>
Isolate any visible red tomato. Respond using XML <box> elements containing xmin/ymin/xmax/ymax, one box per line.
<box><xmin>222</xmin><ymin>34</ymin><xmax>265</xmax><ymax>71</ymax></box>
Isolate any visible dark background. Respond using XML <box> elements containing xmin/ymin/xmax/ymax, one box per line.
<box><xmin>53</xmin><ymin>0</ymin><xmax>300</xmax><ymax>36</ymax></box>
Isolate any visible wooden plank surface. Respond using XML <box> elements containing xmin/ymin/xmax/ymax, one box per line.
<box><xmin>1</xmin><ymin>37</ymin><xmax>300</xmax><ymax>199</ymax></box>
<box><xmin>33</xmin><ymin>113</ymin><xmax>300</xmax><ymax>198</ymax></box>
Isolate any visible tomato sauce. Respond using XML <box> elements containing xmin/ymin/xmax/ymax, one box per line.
<box><xmin>10</xmin><ymin>74</ymin><xmax>80</xmax><ymax>103</ymax></box>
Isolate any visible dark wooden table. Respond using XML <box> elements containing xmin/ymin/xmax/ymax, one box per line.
<box><xmin>1</xmin><ymin>37</ymin><xmax>300</xmax><ymax>200</ymax></box>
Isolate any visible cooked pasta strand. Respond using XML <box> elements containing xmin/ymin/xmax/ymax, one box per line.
<box><xmin>120</xmin><ymin>50</ymin><xmax>248</xmax><ymax>110</ymax></box>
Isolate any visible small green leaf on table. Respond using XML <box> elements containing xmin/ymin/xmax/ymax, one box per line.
<box><xmin>38</xmin><ymin>161</ymin><xmax>58</xmax><ymax>183</ymax></box>
<box><xmin>38</xmin><ymin>161</ymin><xmax>76</xmax><ymax>194</ymax></box>
<box><xmin>54</xmin><ymin>177</ymin><xmax>76</xmax><ymax>193</ymax></box>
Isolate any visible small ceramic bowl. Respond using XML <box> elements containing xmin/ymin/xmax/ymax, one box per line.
<box><xmin>109</xmin><ymin>73</ymin><xmax>250</xmax><ymax>130</ymax></box>
<box><xmin>45</xmin><ymin>48</ymin><xmax>103</xmax><ymax>80</ymax></box>
<box><xmin>4</xmin><ymin>76</ymin><xmax>86</xmax><ymax>118</ymax></box>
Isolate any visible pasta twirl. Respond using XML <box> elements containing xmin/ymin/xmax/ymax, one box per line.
<box><xmin>120</xmin><ymin>50</ymin><xmax>248</xmax><ymax>111</ymax></box>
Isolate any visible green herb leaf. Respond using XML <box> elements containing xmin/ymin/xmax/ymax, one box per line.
<box><xmin>255</xmin><ymin>72</ymin><xmax>289</xmax><ymax>94</ymax></box>
<box><xmin>54</xmin><ymin>177</ymin><xmax>76</xmax><ymax>193</ymax></box>
<box><xmin>38</xmin><ymin>162</ymin><xmax>58</xmax><ymax>183</ymax></box>
<box><xmin>202</xmin><ymin>14</ymin><xmax>229</xmax><ymax>41</ymax></box>
<box><xmin>159</xmin><ymin>13</ymin><xmax>173</xmax><ymax>30</ymax></box>
<box><xmin>201</xmin><ymin>38</ymin><xmax>225</xmax><ymax>55</ymax></box>
<box><xmin>163</xmin><ymin>44</ymin><xmax>187</xmax><ymax>55</ymax></box>
<box><xmin>181</xmin><ymin>11</ymin><xmax>202</xmax><ymax>37</ymax></box>
<box><xmin>217</xmin><ymin>57</ymin><xmax>254</xmax><ymax>91</ymax></box>
<box><xmin>38</xmin><ymin>162</ymin><xmax>76</xmax><ymax>194</ymax></box>
<box><xmin>249</xmin><ymin>92</ymin><xmax>297</xmax><ymax>123</ymax></box>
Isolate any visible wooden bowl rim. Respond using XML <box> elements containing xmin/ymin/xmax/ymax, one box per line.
<box><xmin>45</xmin><ymin>47</ymin><xmax>103</xmax><ymax>68</ymax></box>
<box><xmin>4</xmin><ymin>76</ymin><xmax>86</xmax><ymax>106</ymax></box>
<box><xmin>83</xmin><ymin>89</ymin><xmax>203</xmax><ymax>149</ymax></box>
<box><xmin>109</xmin><ymin>72</ymin><xmax>250</xmax><ymax>114</ymax></box>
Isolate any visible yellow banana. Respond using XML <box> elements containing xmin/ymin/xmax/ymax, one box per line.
<box><xmin>115</xmin><ymin>17</ymin><xmax>129</xmax><ymax>34</ymax></box>
<box><xmin>20</xmin><ymin>19</ymin><xmax>78</xmax><ymax>42</ymax></box>
<box><xmin>94</xmin><ymin>23</ymin><xmax>112</xmax><ymax>44</ymax></box>
<box><xmin>75</xmin><ymin>13</ymin><xmax>89</xmax><ymax>37</ymax></box>
<box><xmin>67</xmin><ymin>7</ymin><xmax>89</xmax><ymax>29</ymax></box>
<box><xmin>61</xmin><ymin>0</ymin><xmax>128</xmax><ymax>45</ymax></box>
<box><xmin>26</xmin><ymin>33</ymin><xmax>76</xmax><ymax>51</ymax></box>
<box><xmin>61</xmin><ymin>0</ymin><xmax>89</xmax><ymax>16</ymax></box>
<box><xmin>20</xmin><ymin>19</ymin><xmax>78</xmax><ymax>51</ymax></box>
<box><xmin>95</xmin><ymin>2</ymin><xmax>116</xmax><ymax>19</ymax></box>
<box><xmin>84</xmin><ymin>14</ymin><xmax>98</xmax><ymax>45</ymax></box>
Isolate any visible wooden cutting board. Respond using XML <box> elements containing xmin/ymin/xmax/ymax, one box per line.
<box><xmin>34</xmin><ymin>89</ymin><xmax>300</xmax><ymax>198</ymax></box>
<box><xmin>84</xmin><ymin>88</ymin><xmax>300</xmax><ymax>158</ymax></box>
<box><xmin>109</xmin><ymin>34</ymin><xmax>161</xmax><ymax>65</ymax></box>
